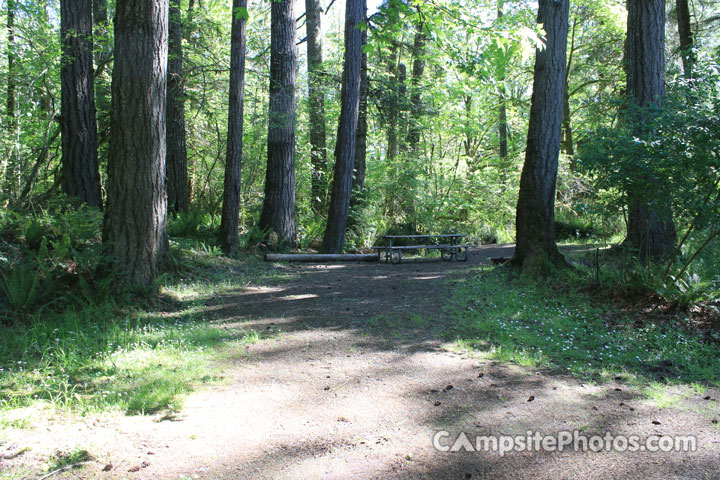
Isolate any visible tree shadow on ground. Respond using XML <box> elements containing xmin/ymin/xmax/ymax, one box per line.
<box><xmin>167</xmin><ymin>245</ymin><xmax>718</xmax><ymax>479</ymax></box>
<box><xmin>197</xmin><ymin>243</ymin><xmax>717</xmax><ymax>387</ymax></box>
<box><xmin>5</xmin><ymin>245</ymin><xmax>716</xmax><ymax>479</ymax></box>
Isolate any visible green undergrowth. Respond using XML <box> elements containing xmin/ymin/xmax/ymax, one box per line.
<box><xmin>0</xmin><ymin>244</ymin><xmax>278</xmax><ymax>420</ymax></box>
<box><xmin>446</xmin><ymin>266</ymin><xmax>720</xmax><ymax>386</ymax></box>
<box><xmin>0</xmin><ymin>302</ymin><xmax>260</xmax><ymax>416</ymax></box>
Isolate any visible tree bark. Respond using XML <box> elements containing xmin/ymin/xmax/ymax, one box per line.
<box><xmin>305</xmin><ymin>0</ymin><xmax>327</xmax><ymax>213</ymax></box>
<box><xmin>166</xmin><ymin>0</ymin><xmax>190</xmax><ymax>213</ymax></box>
<box><xmin>676</xmin><ymin>0</ymin><xmax>694</xmax><ymax>78</ymax></box>
<box><xmin>37</xmin><ymin>1</ymin><xmax>52</xmax><ymax>114</ymax></box>
<box><xmin>4</xmin><ymin>0</ymin><xmax>20</xmax><ymax>197</ymax></box>
<box><xmin>498</xmin><ymin>88</ymin><xmax>508</xmax><ymax>160</ymax></box>
<box><xmin>497</xmin><ymin>2</ymin><xmax>508</xmax><ymax>168</ymax></box>
<box><xmin>561</xmin><ymin>86</ymin><xmax>574</xmax><ymax>156</ymax></box>
<box><xmin>406</xmin><ymin>17</ymin><xmax>425</xmax><ymax>149</ymax></box>
<box><xmin>624</xmin><ymin>0</ymin><xmax>676</xmax><ymax>259</ymax></box>
<box><xmin>60</xmin><ymin>0</ymin><xmax>102</xmax><ymax>207</ymax></box>
<box><xmin>382</xmin><ymin>42</ymin><xmax>406</xmax><ymax>219</ymax></box>
<box><xmin>259</xmin><ymin>0</ymin><xmax>297</xmax><ymax>246</ymax></box>
<box><xmin>351</xmin><ymin>0</ymin><xmax>368</xmax><ymax>208</ymax></box>
<box><xmin>512</xmin><ymin>0</ymin><xmax>569</xmax><ymax>272</ymax></box>
<box><xmin>464</xmin><ymin>95</ymin><xmax>475</xmax><ymax>158</ymax></box>
<box><xmin>104</xmin><ymin>0</ymin><xmax>169</xmax><ymax>287</ymax></box>
<box><xmin>561</xmin><ymin>12</ymin><xmax>577</xmax><ymax>157</ymax></box>
<box><xmin>93</xmin><ymin>0</ymin><xmax>107</xmax><ymax>24</ymax></box>
<box><xmin>93</xmin><ymin>0</ymin><xmax>111</xmax><ymax>161</ymax></box>
<box><xmin>385</xmin><ymin>42</ymin><xmax>404</xmax><ymax>166</ymax></box>
<box><xmin>322</xmin><ymin>0</ymin><xmax>363</xmax><ymax>254</ymax></box>
<box><xmin>219</xmin><ymin>0</ymin><xmax>247</xmax><ymax>255</ymax></box>
<box><xmin>6</xmin><ymin>0</ymin><xmax>16</xmax><ymax>120</ymax></box>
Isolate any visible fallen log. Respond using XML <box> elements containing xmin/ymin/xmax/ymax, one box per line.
<box><xmin>264</xmin><ymin>253</ymin><xmax>378</xmax><ymax>262</ymax></box>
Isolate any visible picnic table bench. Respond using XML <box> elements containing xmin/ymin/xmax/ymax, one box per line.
<box><xmin>372</xmin><ymin>234</ymin><xmax>469</xmax><ymax>264</ymax></box>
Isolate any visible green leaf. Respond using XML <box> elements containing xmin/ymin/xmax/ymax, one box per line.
<box><xmin>233</xmin><ymin>6</ymin><xmax>249</xmax><ymax>21</ymax></box>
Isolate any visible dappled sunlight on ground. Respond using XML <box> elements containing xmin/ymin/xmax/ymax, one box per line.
<box><xmin>2</xmin><ymin>245</ymin><xmax>718</xmax><ymax>479</ymax></box>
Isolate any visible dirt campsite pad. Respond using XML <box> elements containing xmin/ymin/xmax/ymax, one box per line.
<box><xmin>2</xmin><ymin>245</ymin><xmax>719</xmax><ymax>479</ymax></box>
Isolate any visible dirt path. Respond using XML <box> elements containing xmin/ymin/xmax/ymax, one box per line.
<box><xmin>4</xmin><ymin>245</ymin><xmax>719</xmax><ymax>479</ymax></box>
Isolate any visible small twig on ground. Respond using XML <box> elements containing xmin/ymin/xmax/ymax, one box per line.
<box><xmin>34</xmin><ymin>461</ymin><xmax>95</xmax><ymax>480</ymax></box>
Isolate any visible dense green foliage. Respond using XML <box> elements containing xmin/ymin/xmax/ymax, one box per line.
<box><xmin>0</xmin><ymin>1</ymin><xmax>612</xmax><ymax>244</ymax></box>
<box><xmin>579</xmin><ymin>56</ymin><xmax>720</xmax><ymax>297</ymax></box>
<box><xmin>1</xmin><ymin>0</ymin><xmax>715</xmax><ymax>252</ymax></box>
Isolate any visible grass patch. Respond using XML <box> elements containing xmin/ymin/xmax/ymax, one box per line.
<box><xmin>641</xmin><ymin>383</ymin><xmax>687</xmax><ymax>409</ymax></box>
<box><xmin>408</xmin><ymin>314</ymin><xmax>430</xmax><ymax>328</ymax></box>
<box><xmin>0</xmin><ymin>413</ymin><xmax>32</xmax><ymax>429</ymax></box>
<box><xmin>0</xmin><ymin>304</ymin><xmax>260</xmax><ymax>415</ymax></box>
<box><xmin>47</xmin><ymin>446</ymin><xmax>93</xmax><ymax>471</ymax></box>
<box><xmin>0</xmin><ymin>246</ymin><xmax>273</xmax><ymax>419</ymax></box>
<box><xmin>446</xmin><ymin>266</ymin><xmax>720</xmax><ymax>385</ymax></box>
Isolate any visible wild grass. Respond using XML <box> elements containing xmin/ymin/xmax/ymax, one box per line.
<box><xmin>0</xmin><ymin>302</ymin><xmax>260</xmax><ymax>416</ymax></box>
<box><xmin>47</xmin><ymin>446</ymin><xmax>94</xmax><ymax>471</ymax></box>
<box><xmin>0</xmin><ymin>244</ymin><xmax>275</xmax><ymax>418</ymax></box>
<box><xmin>446</xmin><ymin>266</ymin><xmax>720</xmax><ymax>386</ymax></box>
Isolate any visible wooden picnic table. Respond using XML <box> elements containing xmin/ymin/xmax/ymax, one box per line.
<box><xmin>372</xmin><ymin>234</ymin><xmax>469</xmax><ymax>264</ymax></box>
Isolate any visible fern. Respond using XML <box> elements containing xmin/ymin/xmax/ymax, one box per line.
<box><xmin>50</xmin><ymin>234</ymin><xmax>73</xmax><ymax>261</ymax></box>
<box><xmin>23</xmin><ymin>219</ymin><xmax>48</xmax><ymax>250</ymax></box>
<box><xmin>0</xmin><ymin>265</ymin><xmax>41</xmax><ymax>310</ymax></box>
<box><xmin>77</xmin><ymin>273</ymin><xmax>117</xmax><ymax>306</ymax></box>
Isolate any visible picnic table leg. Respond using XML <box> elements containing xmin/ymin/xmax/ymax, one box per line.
<box><xmin>390</xmin><ymin>248</ymin><xmax>402</xmax><ymax>264</ymax></box>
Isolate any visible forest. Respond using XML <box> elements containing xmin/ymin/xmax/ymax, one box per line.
<box><xmin>1</xmin><ymin>0</ymin><xmax>720</xmax><ymax>478</ymax></box>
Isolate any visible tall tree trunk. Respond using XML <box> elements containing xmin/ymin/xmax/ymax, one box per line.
<box><xmin>93</xmin><ymin>0</ymin><xmax>111</xmax><ymax>164</ymax></box>
<box><xmin>351</xmin><ymin>0</ymin><xmax>368</xmax><ymax>207</ymax></box>
<box><xmin>166</xmin><ymin>0</ymin><xmax>189</xmax><ymax>213</ymax></box>
<box><xmin>186</xmin><ymin>0</ymin><xmax>198</xmax><ymax>47</ymax></box>
<box><xmin>259</xmin><ymin>0</ymin><xmax>297</xmax><ymax>246</ymax></box>
<box><xmin>512</xmin><ymin>0</ymin><xmax>569</xmax><ymax>272</ymax></box>
<box><xmin>624</xmin><ymin>0</ymin><xmax>676</xmax><ymax>260</ymax></box>
<box><xmin>562</xmin><ymin>12</ymin><xmax>577</xmax><ymax>157</ymax></box>
<box><xmin>305</xmin><ymin>0</ymin><xmax>327</xmax><ymax>213</ymax></box>
<box><xmin>676</xmin><ymin>0</ymin><xmax>694</xmax><ymax>78</ymax></box>
<box><xmin>498</xmin><ymin>86</ymin><xmax>508</xmax><ymax>160</ymax></box>
<box><xmin>219</xmin><ymin>0</ymin><xmax>247</xmax><ymax>255</ymax></box>
<box><xmin>561</xmin><ymin>87</ymin><xmax>574</xmax><ymax>156</ymax></box>
<box><xmin>60</xmin><ymin>0</ymin><xmax>102</xmax><ymax>207</ymax></box>
<box><xmin>463</xmin><ymin>95</ymin><xmax>473</xmax><ymax>158</ymax></box>
<box><xmin>37</xmin><ymin>1</ymin><xmax>52</xmax><ymax>114</ymax></box>
<box><xmin>497</xmin><ymin>2</ymin><xmax>508</xmax><ymax>180</ymax></box>
<box><xmin>406</xmin><ymin>18</ymin><xmax>425</xmax><ymax>149</ymax></box>
<box><xmin>385</xmin><ymin>42</ymin><xmax>403</xmax><ymax>166</ymax></box>
<box><xmin>383</xmin><ymin>42</ymin><xmax>405</xmax><ymax>219</ymax></box>
<box><xmin>321</xmin><ymin>0</ymin><xmax>363</xmax><ymax>253</ymax></box>
<box><xmin>6</xmin><ymin>0</ymin><xmax>16</xmax><ymax>120</ymax></box>
<box><xmin>5</xmin><ymin>0</ymin><xmax>20</xmax><ymax>197</ymax></box>
<box><xmin>104</xmin><ymin>0</ymin><xmax>169</xmax><ymax>287</ymax></box>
